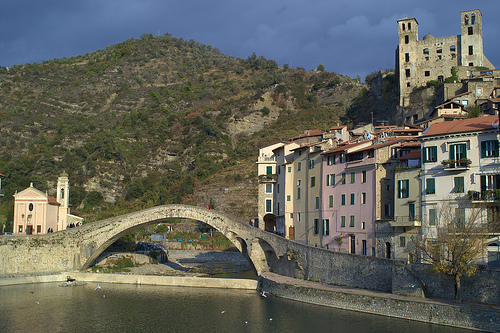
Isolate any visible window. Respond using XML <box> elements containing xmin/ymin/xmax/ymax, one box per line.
<box><xmin>423</xmin><ymin>146</ymin><xmax>437</xmax><ymax>163</ymax></box>
<box><xmin>469</xmin><ymin>45</ymin><xmax>473</xmax><ymax>55</ymax></box>
<box><xmin>426</xmin><ymin>178</ymin><xmax>435</xmax><ymax>194</ymax></box>
<box><xmin>339</xmin><ymin>154</ymin><xmax>344</xmax><ymax>163</ymax></box>
<box><xmin>404</xmin><ymin>35</ymin><xmax>409</xmax><ymax>44</ymax></box>
<box><xmin>289</xmin><ymin>213</ymin><xmax>293</xmax><ymax>219</ymax></box>
<box><xmin>329</xmin><ymin>195</ymin><xmax>334</xmax><ymax>208</ymax></box>
<box><xmin>350</xmin><ymin>193</ymin><xmax>355</xmax><ymax>205</ymax></box>
<box><xmin>265</xmin><ymin>184</ymin><xmax>273</xmax><ymax>193</ymax></box>
<box><xmin>361</xmin><ymin>222</ymin><xmax>366</xmax><ymax>230</ymax></box>
<box><xmin>408</xmin><ymin>22</ymin><xmax>411</xmax><ymax>30</ymax></box>
<box><xmin>327</xmin><ymin>155</ymin><xmax>335</xmax><ymax>165</ymax></box>
<box><xmin>341</xmin><ymin>194</ymin><xmax>346</xmax><ymax>206</ymax></box>
<box><xmin>361</xmin><ymin>192</ymin><xmax>367</xmax><ymax>204</ymax></box>
<box><xmin>313</xmin><ymin>219</ymin><xmax>319</xmax><ymax>235</ymax></box>
<box><xmin>29</xmin><ymin>203</ymin><xmax>34</xmax><ymax>211</ymax></box>
<box><xmin>464</xmin><ymin>14</ymin><xmax>469</xmax><ymax>25</ymax></box>
<box><xmin>310</xmin><ymin>176</ymin><xmax>316</xmax><ymax>187</ymax></box>
<box><xmin>326</xmin><ymin>174</ymin><xmax>335</xmax><ymax>186</ymax></box>
<box><xmin>385</xmin><ymin>204</ymin><xmax>391</xmax><ymax>217</ymax></box>
<box><xmin>368</xmin><ymin>150</ymin><xmax>375</xmax><ymax>158</ymax></box>
<box><xmin>60</xmin><ymin>188</ymin><xmax>65</xmax><ymax>199</ymax></box>
<box><xmin>286</xmin><ymin>195</ymin><xmax>291</xmax><ymax>201</ymax></box>
<box><xmin>266</xmin><ymin>166</ymin><xmax>272</xmax><ymax>175</ymax></box>
<box><xmin>341</xmin><ymin>173</ymin><xmax>346</xmax><ymax>184</ymax></box>
<box><xmin>429</xmin><ymin>209</ymin><xmax>436</xmax><ymax>226</ymax></box>
<box><xmin>277</xmin><ymin>184</ymin><xmax>279</xmax><ymax>193</ymax></box>
<box><xmin>309</xmin><ymin>159</ymin><xmax>315</xmax><ymax>169</ymax></box>
<box><xmin>362</xmin><ymin>170</ymin><xmax>367</xmax><ymax>183</ymax></box>
<box><xmin>400</xmin><ymin>236</ymin><xmax>406</xmax><ymax>248</ymax></box>
<box><xmin>398</xmin><ymin>179</ymin><xmax>409</xmax><ymax>198</ymax></box>
<box><xmin>19</xmin><ymin>225</ymin><xmax>23</xmax><ymax>233</ymax></box>
<box><xmin>265</xmin><ymin>199</ymin><xmax>272</xmax><ymax>213</ymax></box>
<box><xmin>405</xmin><ymin>69</ymin><xmax>410</xmax><ymax>77</ymax></box>
<box><xmin>287</xmin><ymin>166</ymin><xmax>292</xmax><ymax>173</ymax></box>
<box><xmin>455</xmin><ymin>208</ymin><xmax>465</xmax><ymax>227</ymax></box>
<box><xmin>405</xmin><ymin>53</ymin><xmax>410</xmax><ymax>62</ymax></box>
<box><xmin>322</xmin><ymin>219</ymin><xmax>330</xmax><ymax>236</ymax></box>
<box><xmin>454</xmin><ymin>176</ymin><xmax>465</xmax><ymax>193</ymax></box>
<box><xmin>341</xmin><ymin>216</ymin><xmax>346</xmax><ymax>227</ymax></box>
<box><xmin>402</xmin><ymin>23</ymin><xmax>405</xmax><ymax>31</ymax></box>
<box><xmin>297</xmin><ymin>212</ymin><xmax>301</xmax><ymax>222</ymax></box>
<box><xmin>297</xmin><ymin>187</ymin><xmax>301</xmax><ymax>200</ymax></box>
<box><xmin>449</xmin><ymin>143</ymin><xmax>467</xmax><ymax>163</ymax></box>
<box><xmin>277</xmin><ymin>165</ymin><xmax>280</xmax><ymax>175</ymax></box>
<box><xmin>425</xmin><ymin>71</ymin><xmax>430</xmax><ymax>77</ymax></box>
<box><xmin>350</xmin><ymin>215</ymin><xmax>355</xmax><ymax>227</ymax></box>
<box><xmin>469</xmin><ymin>63</ymin><xmax>474</xmax><ymax>67</ymax></box>
<box><xmin>437</xmin><ymin>48</ymin><xmax>442</xmax><ymax>54</ymax></box>
<box><xmin>450</xmin><ymin>45</ymin><xmax>456</xmax><ymax>52</ymax></box>
<box><xmin>468</xmin><ymin>26</ymin><xmax>473</xmax><ymax>35</ymax></box>
<box><xmin>297</xmin><ymin>162</ymin><xmax>301</xmax><ymax>172</ymax></box>
<box><xmin>315</xmin><ymin>197</ymin><xmax>320</xmax><ymax>209</ymax></box>
<box><xmin>350</xmin><ymin>172</ymin><xmax>355</xmax><ymax>184</ymax></box>
<box><xmin>471</xmin><ymin>13</ymin><xmax>476</xmax><ymax>24</ymax></box>
<box><xmin>481</xmin><ymin>140</ymin><xmax>499</xmax><ymax>158</ymax></box>
<box><xmin>423</xmin><ymin>48</ymin><xmax>429</xmax><ymax>55</ymax></box>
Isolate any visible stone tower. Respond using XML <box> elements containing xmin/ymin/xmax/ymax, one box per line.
<box><xmin>396</xmin><ymin>17</ymin><xmax>419</xmax><ymax>108</ymax></box>
<box><xmin>56</xmin><ymin>171</ymin><xmax>69</xmax><ymax>230</ymax></box>
<box><xmin>460</xmin><ymin>9</ymin><xmax>484</xmax><ymax>68</ymax></box>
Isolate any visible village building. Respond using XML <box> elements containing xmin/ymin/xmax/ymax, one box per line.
<box><xmin>419</xmin><ymin>115</ymin><xmax>500</xmax><ymax>267</ymax></box>
<box><xmin>12</xmin><ymin>172</ymin><xmax>82</xmax><ymax>235</ymax></box>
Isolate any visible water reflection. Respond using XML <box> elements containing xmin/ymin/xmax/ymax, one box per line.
<box><xmin>0</xmin><ymin>283</ymin><xmax>474</xmax><ymax>332</ymax></box>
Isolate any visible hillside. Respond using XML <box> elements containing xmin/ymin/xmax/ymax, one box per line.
<box><xmin>0</xmin><ymin>33</ymin><xmax>397</xmax><ymax>227</ymax></box>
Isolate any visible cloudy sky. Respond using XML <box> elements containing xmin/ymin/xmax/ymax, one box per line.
<box><xmin>1</xmin><ymin>1</ymin><xmax>499</xmax><ymax>80</ymax></box>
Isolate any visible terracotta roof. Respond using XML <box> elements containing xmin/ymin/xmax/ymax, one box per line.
<box><xmin>0</xmin><ymin>173</ymin><xmax>4</xmax><ymax>178</ymax></box>
<box><xmin>449</xmin><ymin>91</ymin><xmax>472</xmax><ymax>99</ymax></box>
<box><xmin>398</xmin><ymin>141</ymin><xmax>421</xmax><ymax>147</ymax></box>
<box><xmin>289</xmin><ymin>129</ymin><xmax>324</xmax><ymax>141</ymax></box>
<box><xmin>422</xmin><ymin>115</ymin><xmax>499</xmax><ymax>137</ymax></box>
<box><xmin>399</xmin><ymin>151</ymin><xmax>421</xmax><ymax>160</ymax></box>
<box><xmin>355</xmin><ymin>137</ymin><xmax>405</xmax><ymax>153</ymax></box>
<box><xmin>489</xmin><ymin>98</ymin><xmax>500</xmax><ymax>103</ymax></box>
<box><xmin>322</xmin><ymin>141</ymin><xmax>369</xmax><ymax>155</ymax></box>
<box><xmin>434</xmin><ymin>100</ymin><xmax>464</xmax><ymax>109</ymax></box>
<box><xmin>48</xmin><ymin>196</ymin><xmax>60</xmax><ymax>205</ymax></box>
<box><xmin>329</xmin><ymin>125</ymin><xmax>346</xmax><ymax>130</ymax></box>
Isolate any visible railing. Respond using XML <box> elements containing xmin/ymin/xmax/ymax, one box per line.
<box><xmin>258</xmin><ymin>156</ymin><xmax>276</xmax><ymax>162</ymax></box>
<box><xmin>258</xmin><ymin>174</ymin><xmax>277</xmax><ymax>182</ymax></box>
<box><xmin>441</xmin><ymin>159</ymin><xmax>471</xmax><ymax>170</ymax></box>
<box><xmin>468</xmin><ymin>190</ymin><xmax>500</xmax><ymax>202</ymax></box>
<box><xmin>390</xmin><ymin>215</ymin><xmax>421</xmax><ymax>227</ymax></box>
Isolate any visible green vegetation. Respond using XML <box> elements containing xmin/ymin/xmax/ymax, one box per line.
<box><xmin>91</xmin><ymin>257</ymin><xmax>135</xmax><ymax>273</ymax></box>
<box><xmin>0</xmin><ymin>34</ymin><xmax>397</xmax><ymax>226</ymax></box>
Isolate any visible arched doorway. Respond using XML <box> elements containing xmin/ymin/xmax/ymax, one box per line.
<box><xmin>263</xmin><ymin>214</ymin><xmax>276</xmax><ymax>233</ymax></box>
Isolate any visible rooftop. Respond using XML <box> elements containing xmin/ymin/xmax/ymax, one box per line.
<box><xmin>422</xmin><ymin>115</ymin><xmax>499</xmax><ymax>137</ymax></box>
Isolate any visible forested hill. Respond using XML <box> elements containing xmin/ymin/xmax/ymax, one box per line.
<box><xmin>0</xmin><ymin>33</ymin><xmax>397</xmax><ymax>224</ymax></box>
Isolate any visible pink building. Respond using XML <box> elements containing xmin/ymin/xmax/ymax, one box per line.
<box><xmin>322</xmin><ymin>138</ymin><xmax>405</xmax><ymax>256</ymax></box>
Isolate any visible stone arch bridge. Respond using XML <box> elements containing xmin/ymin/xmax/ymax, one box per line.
<box><xmin>0</xmin><ymin>205</ymin><xmax>297</xmax><ymax>276</ymax></box>
<box><xmin>0</xmin><ymin>204</ymin><xmax>397</xmax><ymax>295</ymax></box>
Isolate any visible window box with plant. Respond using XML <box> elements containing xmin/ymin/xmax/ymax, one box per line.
<box><xmin>441</xmin><ymin>158</ymin><xmax>471</xmax><ymax>169</ymax></box>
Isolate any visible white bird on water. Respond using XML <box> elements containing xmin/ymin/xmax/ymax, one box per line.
<box><xmin>94</xmin><ymin>283</ymin><xmax>101</xmax><ymax>291</ymax></box>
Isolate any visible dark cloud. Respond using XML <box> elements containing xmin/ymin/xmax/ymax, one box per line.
<box><xmin>1</xmin><ymin>0</ymin><xmax>498</xmax><ymax>80</ymax></box>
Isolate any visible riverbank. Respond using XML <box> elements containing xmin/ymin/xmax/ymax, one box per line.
<box><xmin>0</xmin><ymin>271</ymin><xmax>258</xmax><ymax>290</ymax></box>
<box><xmin>261</xmin><ymin>272</ymin><xmax>500</xmax><ymax>333</ymax></box>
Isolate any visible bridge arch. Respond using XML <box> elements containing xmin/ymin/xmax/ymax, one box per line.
<box><xmin>78</xmin><ymin>205</ymin><xmax>271</xmax><ymax>274</ymax></box>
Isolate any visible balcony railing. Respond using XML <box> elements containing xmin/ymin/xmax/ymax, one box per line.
<box><xmin>258</xmin><ymin>156</ymin><xmax>276</xmax><ymax>162</ymax></box>
<box><xmin>441</xmin><ymin>159</ymin><xmax>471</xmax><ymax>170</ymax></box>
<box><xmin>468</xmin><ymin>190</ymin><xmax>500</xmax><ymax>202</ymax></box>
<box><xmin>258</xmin><ymin>174</ymin><xmax>277</xmax><ymax>182</ymax></box>
<box><xmin>390</xmin><ymin>215</ymin><xmax>421</xmax><ymax>227</ymax></box>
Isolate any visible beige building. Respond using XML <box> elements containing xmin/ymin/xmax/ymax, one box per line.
<box><xmin>397</xmin><ymin>9</ymin><xmax>494</xmax><ymax>110</ymax></box>
<box><xmin>13</xmin><ymin>172</ymin><xmax>82</xmax><ymax>235</ymax></box>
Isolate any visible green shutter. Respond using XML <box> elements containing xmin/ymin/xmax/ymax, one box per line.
<box><xmin>341</xmin><ymin>216</ymin><xmax>346</xmax><ymax>227</ymax></box>
<box><xmin>481</xmin><ymin>141</ymin><xmax>487</xmax><ymax>158</ymax></box>
<box><xmin>461</xmin><ymin>144</ymin><xmax>467</xmax><ymax>159</ymax></box>
<box><xmin>429</xmin><ymin>209</ymin><xmax>436</xmax><ymax>226</ymax></box>
<box><xmin>432</xmin><ymin>146</ymin><xmax>437</xmax><ymax>162</ymax></box>
<box><xmin>481</xmin><ymin>175</ymin><xmax>486</xmax><ymax>193</ymax></box>
<box><xmin>495</xmin><ymin>141</ymin><xmax>499</xmax><ymax>157</ymax></box>
<box><xmin>405</xmin><ymin>180</ymin><xmax>409</xmax><ymax>197</ymax></box>
<box><xmin>329</xmin><ymin>195</ymin><xmax>333</xmax><ymax>208</ymax></box>
<box><xmin>449</xmin><ymin>144</ymin><xmax>455</xmax><ymax>160</ymax></box>
<box><xmin>422</xmin><ymin>148</ymin><xmax>427</xmax><ymax>163</ymax></box>
<box><xmin>397</xmin><ymin>180</ymin><xmax>401</xmax><ymax>198</ymax></box>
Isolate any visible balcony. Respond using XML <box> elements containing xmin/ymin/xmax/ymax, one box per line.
<box><xmin>468</xmin><ymin>190</ymin><xmax>500</xmax><ymax>203</ymax></box>
<box><xmin>390</xmin><ymin>216</ymin><xmax>421</xmax><ymax>228</ymax></box>
<box><xmin>258</xmin><ymin>156</ymin><xmax>276</xmax><ymax>163</ymax></box>
<box><xmin>258</xmin><ymin>174</ymin><xmax>277</xmax><ymax>183</ymax></box>
<box><xmin>441</xmin><ymin>159</ymin><xmax>471</xmax><ymax>171</ymax></box>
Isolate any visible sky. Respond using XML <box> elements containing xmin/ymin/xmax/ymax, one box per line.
<box><xmin>1</xmin><ymin>0</ymin><xmax>499</xmax><ymax>80</ymax></box>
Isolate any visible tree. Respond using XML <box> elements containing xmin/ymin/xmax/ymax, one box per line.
<box><xmin>317</xmin><ymin>64</ymin><xmax>325</xmax><ymax>72</ymax></box>
<box><xmin>411</xmin><ymin>200</ymin><xmax>494</xmax><ymax>302</ymax></box>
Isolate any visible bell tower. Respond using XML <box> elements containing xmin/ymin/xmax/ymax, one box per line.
<box><xmin>56</xmin><ymin>171</ymin><xmax>69</xmax><ymax>230</ymax></box>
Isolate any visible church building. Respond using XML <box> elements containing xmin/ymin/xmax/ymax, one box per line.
<box><xmin>12</xmin><ymin>172</ymin><xmax>83</xmax><ymax>235</ymax></box>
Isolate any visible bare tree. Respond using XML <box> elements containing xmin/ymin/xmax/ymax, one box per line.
<box><xmin>411</xmin><ymin>200</ymin><xmax>495</xmax><ymax>303</ymax></box>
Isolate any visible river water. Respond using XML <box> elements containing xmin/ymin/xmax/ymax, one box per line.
<box><xmin>0</xmin><ymin>282</ymin><xmax>475</xmax><ymax>333</ymax></box>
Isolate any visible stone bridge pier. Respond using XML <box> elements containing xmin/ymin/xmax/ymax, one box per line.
<box><xmin>0</xmin><ymin>205</ymin><xmax>294</xmax><ymax>277</ymax></box>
